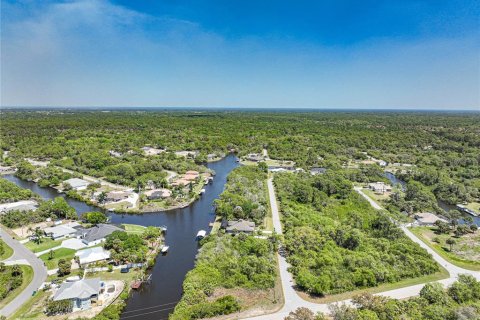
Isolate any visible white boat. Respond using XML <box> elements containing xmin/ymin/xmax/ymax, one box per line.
<box><xmin>161</xmin><ymin>245</ymin><xmax>169</xmax><ymax>253</ymax></box>
<box><xmin>196</xmin><ymin>230</ymin><xmax>207</xmax><ymax>239</ymax></box>
<box><xmin>199</xmin><ymin>189</ymin><xmax>206</xmax><ymax>195</ymax></box>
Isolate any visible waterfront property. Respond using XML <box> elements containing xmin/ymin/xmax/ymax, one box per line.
<box><xmin>223</xmin><ymin>219</ymin><xmax>256</xmax><ymax>234</ymax></box>
<box><xmin>63</xmin><ymin>178</ymin><xmax>90</xmax><ymax>191</ymax></box>
<box><xmin>105</xmin><ymin>191</ymin><xmax>132</xmax><ymax>202</ymax></box>
<box><xmin>79</xmin><ymin>224</ymin><xmax>123</xmax><ymax>246</ymax></box>
<box><xmin>414</xmin><ymin>212</ymin><xmax>448</xmax><ymax>226</ymax></box>
<box><xmin>52</xmin><ymin>278</ymin><xmax>102</xmax><ymax>311</ymax></box>
<box><xmin>144</xmin><ymin>188</ymin><xmax>172</xmax><ymax>200</ymax></box>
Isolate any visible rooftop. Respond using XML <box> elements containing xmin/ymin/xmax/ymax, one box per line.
<box><xmin>53</xmin><ymin>278</ymin><xmax>101</xmax><ymax>301</ymax></box>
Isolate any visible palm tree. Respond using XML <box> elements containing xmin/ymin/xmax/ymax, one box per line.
<box><xmin>446</xmin><ymin>238</ymin><xmax>456</xmax><ymax>252</ymax></box>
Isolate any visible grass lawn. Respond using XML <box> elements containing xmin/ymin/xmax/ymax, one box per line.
<box><xmin>0</xmin><ymin>265</ymin><xmax>34</xmax><ymax>310</ymax></box>
<box><xmin>210</xmin><ymin>216</ymin><xmax>223</xmax><ymax>235</ymax></box>
<box><xmin>0</xmin><ymin>239</ymin><xmax>14</xmax><ymax>260</ymax></box>
<box><xmin>85</xmin><ymin>268</ymin><xmax>140</xmax><ymax>282</ymax></box>
<box><xmin>122</xmin><ymin>224</ymin><xmax>146</xmax><ymax>234</ymax></box>
<box><xmin>410</xmin><ymin>227</ymin><xmax>480</xmax><ymax>271</ymax></box>
<box><xmin>24</xmin><ymin>238</ymin><xmax>62</xmax><ymax>253</ymax></box>
<box><xmin>7</xmin><ymin>289</ymin><xmax>49</xmax><ymax>320</ymax></box>
<box><xmin>299</xmin><ymin>265</ymin><xmax>449</xmax><ymax>304</ymax></box>
<box><xmin>465</xmin><ymin>202</ymin><xmax>480</xmax><ymax>213</ymax></box>
<box><xmin>39</xmin><ymin>248</ymin><xmax>76</xmax><ymax>270</ymax></box>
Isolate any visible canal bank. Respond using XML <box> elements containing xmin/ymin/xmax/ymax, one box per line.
<box><xmin>3</xmin><ymin>154</ymin><xmax>240</xmax><ymax>319</ymax></box>
<box><xmin>384</xmin><ymin>172</ymin><xmax>480</xmax><ymax>226</ymax></box>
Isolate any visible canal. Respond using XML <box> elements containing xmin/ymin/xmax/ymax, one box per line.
<box><xmin>3</xmin><ymin>154</ymin><xmax>240</xmax><ymax>319</ymax></box>
<box><xmin>384</xmin><ymin>172</ymin><xmax>480</xmax><ymax>226</ymax></box>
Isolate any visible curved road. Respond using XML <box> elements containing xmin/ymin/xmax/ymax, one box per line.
<box><xmin>244</xmin><ymin>180</ymin><xmax>479</xmax><ymax>319</ymax></box>
<box><xmin>0</xmin><ymin>227</ymin><xmax>47</xmax><ymax>318</ymax></box>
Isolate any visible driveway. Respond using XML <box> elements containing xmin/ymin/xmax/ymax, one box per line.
<box><xmin>243</xmin><ymin>180</ymin><xmax>480</xmax><ymax>319</ymax></box>
<box><xmin>0</xmin><ymin>227</ymin><xmax>48</xmax><ymax>318</ymax></box>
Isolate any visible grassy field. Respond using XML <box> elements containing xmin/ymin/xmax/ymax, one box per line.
<box><xmin>0</xmin><ymin>265</ymin><xmax>34</xmax><ymax>310</ymax></box>
<box><xmin>24</xmin><ymin>238</ymin><xmax>62</xmax><ymax>253</ymax></box>
<box><xmin>298</xmin><ymin>265</ymin><xmax>449</xmax><ymax>303</ymax></box>
<box><xmin>122</xmin><ymin>223</ymin><xmax>146</xmax><ymax>234</ymax></box>
<box><xmin>0</xmin><ymin>239</ymin><xmax>14</xmax><ymax>260</ymax></box>
<box><xmin>410</xmin><ymin>227</ymin><xmax>480</xmax><ymax>271</ymax></box>
<box><xmin>465</xmin><ymin>201</ymin><xmax>480</xmax><ymax>213</ymax></box>
<box><xmin>39</xmin><ymin>248</ymin><xmax>76</xmax><ymax>270</ymax></box>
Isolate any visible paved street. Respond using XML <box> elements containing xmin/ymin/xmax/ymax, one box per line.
<box><xmin>244</xmin><ymin>180</ymin><xmax>480</xmax><ymax>319</ymax></box>
<box><xmin>0</xmin><ymin>227</ymin><xmax>48</xmax><ymax>318</ymax></box>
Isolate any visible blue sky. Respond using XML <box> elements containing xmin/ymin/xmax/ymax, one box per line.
<box><xmin>1</xmin><ymin>0</ymin><xmax>479</xmax><ymax>109</ymax></box>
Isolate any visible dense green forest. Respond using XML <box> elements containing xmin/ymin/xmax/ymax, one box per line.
<box><xmin>274</xmin><ymin>172</ymin><xmax>439</xmax><ymax>295</ymax></box>
<box><xmin>1</xmin><ymin>110</ymin><xmax>478</xmax><ymax>205</ymax></box>
<box><xmin>288</xmin><ymin>275</ymin><xmax>480</xmax><ymax>320</ymax></box>
<box><xmin>214</xmin><ymin>166</ymin><xmax>268</xmax><ymax>225</ymax></box>
<box><xmin>0</xmin><ymin>178</ymin><xmax>38</xmax><ymax>203</ymax></box>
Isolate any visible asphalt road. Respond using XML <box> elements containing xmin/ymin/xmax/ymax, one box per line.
<box><xmin>0</xmin><ymin>227</ymin><xmax>48</xmax><ymax>318</ymax></box>
<box><xmin>244</xmin><ymin>180</ymin><xmax>480</xmax><ymax>319</ymax></box>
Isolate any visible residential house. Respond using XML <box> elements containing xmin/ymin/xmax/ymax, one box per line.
<box><xmin>0</xmin><ymin>200</ymin><xmax>38</xmax><ymax>214</ymax></box>
<box><xmin>142</xmin><ymin>146</ymin><xmax>165</xmax><ymax>156</ymax></box>
<box><xmin>76</xmin><ymin>247</ymin><xmax>111</xmax><ymax>266</ymax></box>
<box><xmin>367</xmin><ymin>182</ymin><xmax>392</xmax><ymax>194</ymax></box>
<box><xmin>222</xmin><ymin>219</ymin><xmax>256</xmax><ymax>234</ymax></box>
<box><xmin>246</xmin><ymin>153</ymin><xmax>263</xmax><ymax>162</ymax></box>
<box><xmin>78</xmin><ymin>224</ymin><xmax>123</xmax><ymax>246</ymax></box>
<box><xmin>414</xmin><ymin>212</ymin><xmax>448</xmax><ymax>226</ymax></box>
<box><xmin>105</xmin><ymin>191</ymin><xmax>131</xmax><ymax>202</ymax></box>
<box><xmin>175</xmin><ymin>150</ymin><xmax>198</xmax><ymax>158</ymax></box>
<box><xmin>53</xmin><ymin>278</ymin><xmax>102</xmax><ymax>311</ymax></box>
<box><xmin>64</xmin><ymin>178</ymin><xmax>90</xmax><ymax>191</ymax></box>
<box><xmin>44</xmin><ymin>222</ymin><xmax>82</xmax><ymax>240</ymax></box>
<box><xmin>144</xmin><ymin>188</ymin><xmax>172</xmax><ymax>200</ymax></box>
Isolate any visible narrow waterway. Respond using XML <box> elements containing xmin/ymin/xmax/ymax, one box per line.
<box><xmin>384</xmin><ymin>172</ymin><xmax>480</xmax><ymax>226</ymax></box>
<box><xmin>3</xmin><ymin>154</ymin><xmax>239</xmax><ymax>319</ymax></box>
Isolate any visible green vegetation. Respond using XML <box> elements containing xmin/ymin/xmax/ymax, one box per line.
<box><xmin>172</xmin><ymin>165</ymin><xmax>277</xmax><ymax>319</ymax></box>
<box><xmin>294</xmin><ymin>275</ymin><xmax>480</xmax><ymax>320</ymax></box>
<box><xmin>0</xmin><ymin>239</ymin><xmax>14</xmax><ymax>261</ymax></box>
<box><xmin>411</xmin><ymin>227</ymin><xmax>480</xmax><ymax>271</ymax></box>
<box><xmin>215</xmin><ymin>166</ymin><xmax>268</xmax><ymax>225</ymax></box>
<box><xmin>0</xmin><ymin>178</ymin><xmax>37</xmax><ymax>204</ymax></box>
<box><xmin>0</xmin><ymin>196</ymin><xmax>76</xmax><ymax>229</ymax></box>
<box><xmin>39</xmin><ymin>248</ymin><xmax>76</xmax><ymax>270</ymax></box>
<box><xmin>82</xmin><ymin>211</ymin><xmax>108</xmax><ymax>224</ymax></box>
<box><xmin>274</xmin><ymin>171</ymin><xmax>439</xmax><ymax>296</ymax></box>
<box><xmin>103</xmin><ymin>231</ymin><xmax>148</xmax><ymax>263</ymax></box>
<box><xmin>24</xmin><ymin>238</ymin><xmax>62</xmax><ymax>253</ymax></box>
<box><xmin>0</xmin><ymin>264</ymin><xmax>33</xmax><ymax>308</ymax></box>
<box><xmin>171</xmin><ymin>234</ymin><xmax>276</xmax><ymax>320</ymax></box>
<box><xmin>122</xmin><ymin>223</ymin><xmax>146</xmax><ymax>234</ymax></box>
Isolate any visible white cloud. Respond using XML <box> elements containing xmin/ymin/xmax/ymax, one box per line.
<box><xmin>1</xmin><ymin>0</ymin><xmax>479</xmax><ymax>109</ymax></box>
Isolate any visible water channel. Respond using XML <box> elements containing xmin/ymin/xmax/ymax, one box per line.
<box><xmin>384</xmin><ymin>172</ymin><xmax>480</xmax><ymax>226</ymax></box>
<box><xmin>3</xmin><ymin>154</ymin><xmax>240</xmax><ymax>319</ymax></box>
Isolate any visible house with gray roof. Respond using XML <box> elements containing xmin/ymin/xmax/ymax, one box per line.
<box><xmin>0</xmin><ymin>200</ymin><xmax>38</xmax><ymax>214</ymax></box>
<box><xmin>78</xmin><ymin>224</ymin><xmax>123</xmax><ymax>246</ymax></box>
<box><xmin>223</xmin><ymin>219</ymin><xmax>256</xmax><ymax>234</ymax></box>
<box><xmin>53</xmin><ymin>278</ymin><xmax>101</xmax><ymax>311</ymax></box>
<box><xmin>64</xmin><ymin>178</ymin><xmax>90</xmax><ymax>191</ymax></box>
